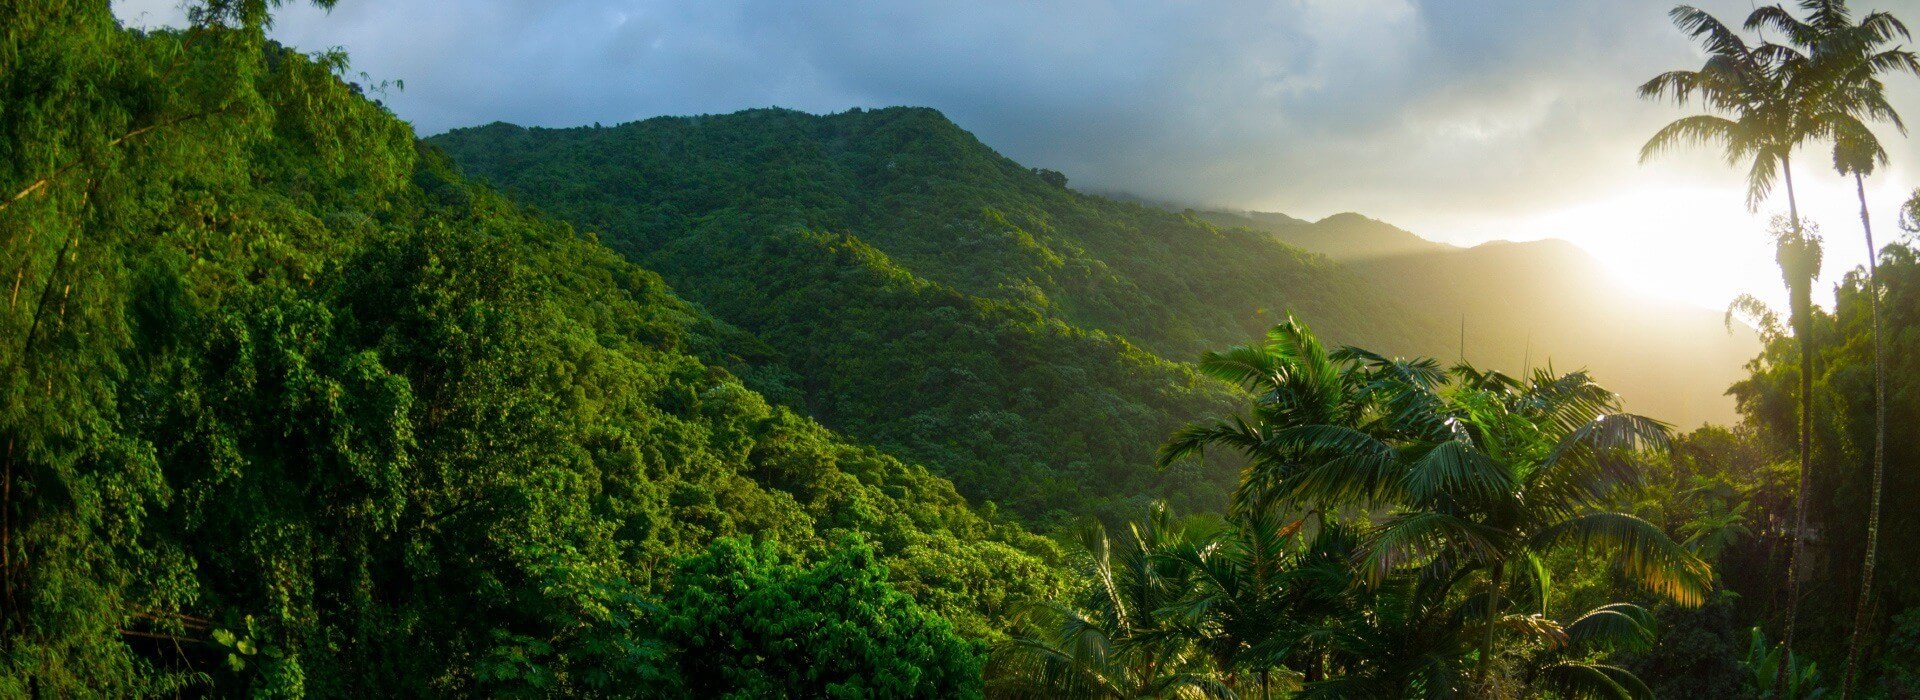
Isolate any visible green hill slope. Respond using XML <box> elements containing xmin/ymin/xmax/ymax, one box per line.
<box><xmin>433</xmin><ymin>108</ymin><xmax>1443</xmax><ymax>362</ymax></box>
<box><xmin>431</xmin><ymin>108</ymin><xmax>1459</xmax><ymax>522</ymax></box>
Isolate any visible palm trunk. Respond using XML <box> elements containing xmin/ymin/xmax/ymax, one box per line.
<box><xmin>1780</xmin><ymin>155</ymin><xmax>1812</xmax><ymax>691</ymax></box>
<box><xmin>1840</xmin><ymin>172</ymin><xmax>1887</xmax><ymax>697</ymax></box>
<box><xmin>1477</xmin><ymin>560</ymin><xmax>1504</xmax><ymax>686</ymax></box>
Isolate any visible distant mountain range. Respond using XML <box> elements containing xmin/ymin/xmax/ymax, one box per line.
<box><xmin>1193</xmin><ymin>208</ymin><xmax>1758</xmax><ymax>426</ymax></box>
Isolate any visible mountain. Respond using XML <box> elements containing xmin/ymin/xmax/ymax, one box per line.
<box><xmin>1199</xmin><ymin>209</ymin><xmax>1454</xmax><ymax>261</ymax></box>
<box><xmin>431</xmin><ymin>107</ymin><xmax>1460</xmax><ymax>522</ymax></box>
<box><xmin>1196</xmin><ymin>208</ymin><xmax>1758</xmax><ymax>426</ymax></box>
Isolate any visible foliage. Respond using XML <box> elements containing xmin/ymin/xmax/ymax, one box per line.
<box><xmin>1745</xmin><ymin>626</ymin><xmax>1830</xmax><ymax>699</ymax></box>
<box><xmin>0</xmin><ymin>3</ymin><xmax>1063</xmax><ymax>694</ymax></box>
<box><xmin>1730</xmin><ymin>238</ymin><xmax>1920</xmax><ymax>668</ymax></box>
<box><xmin>1622</xmin><ymin>593</ymin><xmax>1756</xmax><ymax>700</ymax></box>
<box><xmin>987</xmin><ymin>503</ymin><xmax>1235</xmax><ymax>700</ymax></box>
<box><xmin>660</xmin><ymin>536</ymin><xmax>984</xmax><ymax>699</ymax></box>
<box><xmin>992</xmin><ymin>320</ymin><xmax>1706</xmax><ymax>698</ymax></box>
<box><xmin>1165</xmin><ymin>318</ymin><xmax>1711</xmax><ymax>608</ymax></box>
<box><xmin>1869</xmin><ymin>607</ymin><xmax>1920</xmax><ymax>696</ymax></box>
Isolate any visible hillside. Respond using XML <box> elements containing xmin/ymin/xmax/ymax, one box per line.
<box><xmin>432</xmin><ymin>109</ymin><xmax>1448</xmax><ymax>361</ymax></box>
<box><xmin>2</xmin><ymin>14</ymin><xmax>1056</xmax><ymax>694</ymax></box>
<box><xmin>1198</xmin><ymin>207</ymin><xmax>1758</xmax><ymax>426</ymax></box>
<box><xmin>431</xmin><ymin>108</ymin><xmax>1464</xmax><ymax>522</ymax></box>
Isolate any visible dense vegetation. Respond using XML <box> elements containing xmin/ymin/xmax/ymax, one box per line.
<box><xmin>988</xmin><ymin>319</ymin><xmax>1711</xmax><ymax>698</ymax></box>
<box><xmin>429</xmin><ymin>109</ymin><xmax>1456</xmax><ymax>523</ymax></box>
<box><xmin>8</xmin><ymin>0</ymin><xmax>1920</xmax><ymax>696</ymax></box>
<box><xmin>1</xmin><ymin>2</ymin><xmax>1058</xmax><ymax>694</ymax></box>
<box><xmin>1726</xmin><ymin>237</ymin><xmax>1920</xmax><ymax>686</ymax></box>
<box><xmin>1637</xmin><ymin>0</ymin><xmax>1920</xmax><ymax>693</ymax></box>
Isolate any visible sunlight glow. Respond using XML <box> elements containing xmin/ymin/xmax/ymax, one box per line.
<box><xmin>1421</xmin><ymin>175</ymin><xmax>1907</xmax><ymax>316</ymax></box>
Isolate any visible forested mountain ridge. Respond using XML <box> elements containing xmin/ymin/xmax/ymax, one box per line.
<box><xmin>1199</xmin><ymin>209</ymin><xmax>1454</xmax><ymax>261</ymax></box>
<box><xmin>433</xmin><ymin>108</ymin><xmax>1443</xmax><ymax>363</ymax></box>
<box><xmin>431</xmin><ymin>108</ymin><xmax>1463</xmax><ymax>523</ymax></box>
<box><xmin>2</xmin><ymin>10</ymin><xmax>1056</xmax><ymax>693</ymax></box>
<box><xmin>1196</xmin><ymin>207</ymin><xmax>1759</xmax><ymax>426</ymax></box>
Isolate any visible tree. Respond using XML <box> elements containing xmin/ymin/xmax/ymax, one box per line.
<box><xmin>1641</xmin><ymin>6</ymin><xmax>1804</xmax><ymax>214</ymax></box>
<box><xmin>1640</xmin><ymin>4</ymin><xmax>1842</xmax><ymax>666</ymax></box>
<box><xmin>2</xmin><ymin>2</ymin><xmax>1066</xmax><ymax>693</ymax></box>
<box><xmin>1031</xmin><ymin>168</ymin><xmax>1069</xmax><ymax>188</ymax></box>
<box><xmin>987</xmin><ymin>503</ymin><xmax>1232</xmax><ymax>699</ymax></box>
<box><xmin>661</xmin><ymin>536</ymin><xmax>985</xmax><ymax>699</ymax></box>
<box><xmin>1746</xmin><ymin>2</ymin><xmax>1920</xmax><ymax>690</ymax></box>
<box><xmin>1163</xmin><ymin>319</ymin><xmax>1708</xmax><ymax>695</ymax></box>
<box><xmin>1152</xmin><ymin>490</ymin><xmax>1336</xmax><ymax>694</ymax></box>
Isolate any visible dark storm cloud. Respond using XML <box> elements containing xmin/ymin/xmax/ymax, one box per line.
<box><xmin>111</xmin><ymin>0</ymin><xmax>1920</xmax><ymax>238</ymax></box>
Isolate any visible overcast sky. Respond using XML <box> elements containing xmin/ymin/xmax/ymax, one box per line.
<box><xmin>115</xmin><ymin>0</ymin><xmax>1920</xmax><ymax>311</ymax></box>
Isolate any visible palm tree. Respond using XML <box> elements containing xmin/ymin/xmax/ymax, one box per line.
<box><xmin>1641</xmin><ymin>6</ymin><xmax>1804</xmax><ymax>215</ymax></box>
<box><xmin>1164</xmin><ymin>320</ymin><xmax>1709</xmax><ymax>694</ymax></box>
<box><xmin>1772</xmin><ymin>215</ymin><xmax>1824</xmax><ymax>671</ymax></box>
<box><xmin>1640</xmin><ymin>4</ymin><xmax>1835</xmax><ymax>666</ymax></box>
<box><xmin>1290</xmin><ymin>363</ymin><xmax>1710</xmax><ymax>690</ymax></box>
<box><xmin>1160</xmin><ymin>317</ymin><xmax>1366</xmax><ymax>518</ymax></box>
<box><xmin>1155</xmin><ymin>497</ymin><xmax>1309</xmax><ymax>698</ymax></box>
<box><xmin>1748</xmin><ymin>2</ymin><xmax>1920</xmax><ymax>690</ymax></box>
<box><xmin>988</xmin><ymin>504</ymin><xmax>1232</xmax><ymax>699</ymax></box>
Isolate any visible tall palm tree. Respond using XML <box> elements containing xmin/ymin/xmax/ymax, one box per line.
<box><xmin>1749</xmin><ymin>2</ymin><xmax>1920</xmax><ymax>690</ymax></box>
<box><xmin>1641</xmin><ymin>6</ymin><xmax>1804</xmax><ymax>214</ymax></box>
<box><xmin>1640</xmin><ymin>5</ymin><xmax>1832</xmax><ymax>666</ymax></box>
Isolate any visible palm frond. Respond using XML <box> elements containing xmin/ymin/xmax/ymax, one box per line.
<box><xmin>1534</xmin><ymin>661</ymin><xmax>1655</xmax><ymax>700</ymax></box>
<box><xmin>1279</xmin><ymin>448</ymin><xmax>1404</xmax><ymax>507</ymax></box>
<box><xmin>1496</xmin><ymin>612</ymin><xmax>1571</xmax><ymax>650</ymax></box>
<box><xmin>1401</xmin><ymin>439</ymin><xmax>1515</xmax><ymax>504</ymax></box>
<box><xmin>1197</xmin><ymin>344</ymin><xmax>1283</xmax><ymax>391</ymax></box>
<box><xmin>1542</xmin><ymin>413</ymin><xmax>1672</xmax><ymax>475</ymax></box>
<box><xmin>989</xmin><ymin>602</ymin><xmax>1126</xmax><ymax>700</ymax></box>
<box><xmin>1743</xmin><ymin>142</ymin><xmax>1785</xmax><ymax>210</ymax></box>
<box><xmin>1747</xmin><ymin>4</ymin><xmax>1818</xmax><ymax>46</ymax></box>
<box><xmin>1856</xmin><ymin>10</ymin><xmax>1912</xmax><ymax>44</ymax></box>
<box><xmin>1528</xmin><ymin>511</ymin><xmax>1713</xmax><ymax>606</ymax></box>
<box><xmin>1638</xmin><ymin>114</ymin><xmax>1742</xmax><ymax>163</ymax></box>
<box><xmin>1158</xmin><ymin>416</ymin><xmax>1267</xmax><ymax>468</ymax></box>
<box><xmin>1357</xmin><ymin>512</ymin><xmax>1502</xmax><ymax>587</ymax></box>
<box><xmin>1565</xmin><ymin>603</ymin><xmax>1656</xmax><ymax>653</ymax></box>
<box><xmin>1672</xmin><ymin>5</ymin><xmax>1755</xmax><ymax>59</ymax></box>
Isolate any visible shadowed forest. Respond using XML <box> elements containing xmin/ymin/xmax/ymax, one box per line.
<box><xmin>6</xmin><ymin>0</ymin><xmax>1920</xmax><ymax>697</ymax></box>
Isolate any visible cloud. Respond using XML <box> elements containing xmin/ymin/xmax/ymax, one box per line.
<box><xmin>112</xmin><ymin>0</ymin><xmax>1920</xmax><ymax>310</ymax></box>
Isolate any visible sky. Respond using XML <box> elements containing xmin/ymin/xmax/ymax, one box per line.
<box><xmin>114</xmin><ymin>0</ymin><xmax>1920</xmax><ymax>312</ymax></box>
